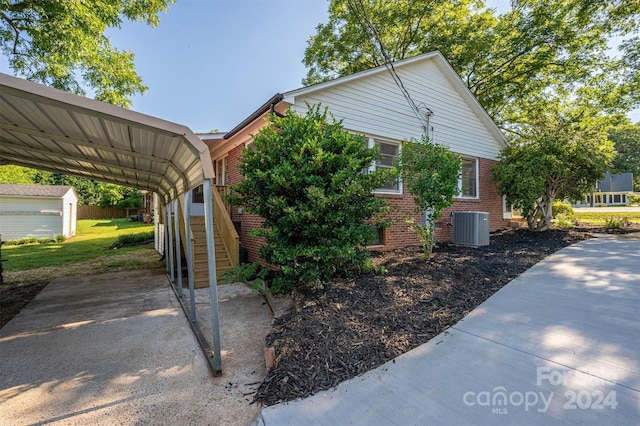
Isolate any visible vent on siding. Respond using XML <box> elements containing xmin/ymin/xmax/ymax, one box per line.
<box><xmin>451</xmin><ymin>212</ymin><xmax>490</xmax><ymax>246</ymax></box>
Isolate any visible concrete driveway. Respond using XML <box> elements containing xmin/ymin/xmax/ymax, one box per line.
<box><xmin>0</xmin><ymin>269</ymin><xmax>272</xmax><ymax>425</ymax></box>
<box><xmin>257</xmin><ymin>235</ymin><xmax>640</xmax><ymax>425</ymax></box>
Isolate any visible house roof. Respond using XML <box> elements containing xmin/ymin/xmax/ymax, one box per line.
<box><xmin>597</xmin><ymin>172</ymin><xmax>634</xmax><ymax>192</ymax></box>
<box><xmin>0</xmin><ymin>183</ymin><xmax>75</xmax><ymax>198</ymax></box>
<box><xmin>0</xmin><ymin>72</ymin><xmax>214</xmax><ymax>204</ymax></box>
<box><xmin>224</xmin><ymin>94</ymin><xmax>284</xmax><ymax>140</ymax></box>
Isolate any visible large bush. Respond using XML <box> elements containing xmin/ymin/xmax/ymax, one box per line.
<box><xmin>552</xmin><ymin>201</ymin><xmax>575</xmax><ymax>218</ymax></box>
<box><xmin>227</xmin><ymin>105</ymin><xmax>394</xmax><ymax>291</ymax></box>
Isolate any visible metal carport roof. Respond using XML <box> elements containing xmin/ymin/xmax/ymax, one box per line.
<box><xmin>0</xmin><ymin>72</ymin><xmax>224</xmax><ymax>374</ymax></box>
<box><xmin>0</xmin><ymin>72</ymin><xmax>214</xmax><ymax>203</ymax></box>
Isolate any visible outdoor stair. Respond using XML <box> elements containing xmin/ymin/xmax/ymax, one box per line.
<box><xmin>190</xmin><ymin>216</ymin><xmax>235</xmax><ymax>288</ymax></box>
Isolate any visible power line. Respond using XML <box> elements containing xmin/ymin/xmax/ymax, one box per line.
<box><xmin>346</xmin><ymin>0</ymin><xmax>432</xmax><ymax>134</ymax></box>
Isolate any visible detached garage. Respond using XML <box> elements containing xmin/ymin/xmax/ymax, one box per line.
<box><xmin>0</xmin><ymin>184</ymin><xmax>78</xmax><ymax>241</ymax></box>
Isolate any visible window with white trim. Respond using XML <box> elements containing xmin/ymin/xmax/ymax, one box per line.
<box><xmin>367</xmin><ymin>138</ymin><xmax>401</xmax><ymax>193</ymax></box>
<box><xmin>216</xmin><ymin>156</ymin><xmax>228</xmax><ymax>185</ymax></box>
<box><xmin>458</xmin><ymin>157</ymin><xmax>478</xmax><ymax>198</ymax></box>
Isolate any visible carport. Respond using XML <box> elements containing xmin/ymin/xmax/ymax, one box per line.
<box><xmin>0</xmin><ymin>72</ymin><xmax>223</xmax><ymax>373</ymax></box>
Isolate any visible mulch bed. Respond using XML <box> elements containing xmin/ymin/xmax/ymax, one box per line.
<box><xmin>0</xmin><ymin>281</ymin><xmax>48</xmax><ymax>329</ymax></box>
<box><xmin>253</xmin><ymin>228</ymin><xmax>606</xmax><ymax>406</ymax></box>
<box><xmin>1</xmin><ymin>225</ymin><xmax>638</xmax><ymax>403</ymax></box>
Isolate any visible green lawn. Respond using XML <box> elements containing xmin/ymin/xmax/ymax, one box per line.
<box><xmin>574</xmin><ymin>211</ymin><xmax>640</xmax><ymax>224</ymax></box>
<box><xmin>3</xmin><ymin>219</ymin><xmax>155</xmax><ymax>272</ymax></box>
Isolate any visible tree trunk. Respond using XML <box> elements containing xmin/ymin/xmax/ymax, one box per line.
<box><xmin>527</xmin><ymin>195</ymin><xmax>554</xmax><ymax>231</ymax></box>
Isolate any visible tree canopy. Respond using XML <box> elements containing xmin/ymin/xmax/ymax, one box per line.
<box><xmin>0</xmin><ymin>0</ymin><xmax>174</xmax><ymax>108</ymax></box>
<box><xmin>492</xmin><ymin>104</ymin><xmax>616</xmax><ymax>231</ymax></box>
<box><xmin>0</xmin><ymin>165</ymin><xmax>143</xmax><ymax>207</ymax></box>
<box><xmin>303</xmin><ymin>0</ymin><xmax>640</xmax><ymax>128</ymax></box>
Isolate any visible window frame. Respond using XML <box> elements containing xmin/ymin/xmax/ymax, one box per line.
<box><xmin>455</xmin><ymin>156</ymin><xmax>479</xmax><ymax>199</ymax></box>
<box><xmin>366</xmin><ymin>137</ymin><xmax>403</xmax><ymax>195</ymax></box>
<box><xmin>216</xmin><ymin>156</ymin><xmax>229</xmax><ymax>185</ymax></box>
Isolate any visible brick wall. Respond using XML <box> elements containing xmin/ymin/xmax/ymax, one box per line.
<box><xmin>438</xmin><ymin>158</ymin><xmax>508</xmax><ymax>243</ymax></box>
<box><xmin>226</xmin><ymin>146</ymin><xmax>508</xmax><ymax>262</ymax></box>
<box><xmin>365</xmin><ymin>158</ymin><xmax>507</xmax><ymax>250</ymax></box>
<box><xmin>226</xmin><ymin>144</ymin><xmax>267</xmax><ymax>264</ymax></box>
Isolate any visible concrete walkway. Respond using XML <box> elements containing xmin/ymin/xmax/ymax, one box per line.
<box><xmin>0</xmin><ymin>269</ymin><xmax>272</xmax><ymax>425</ymax></box>
<box><xmin>257</xmin><ymin>235</ymin><xmax>640</xmax><ymax>425</ymax></box>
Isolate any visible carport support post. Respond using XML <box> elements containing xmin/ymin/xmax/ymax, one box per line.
<box><xmin>164</xmin><ymin>204</ymin><xmax>170</xmax><ymax>275</ymax></box>
<box><xmin>167</xmin><ymin>202</ymin><xmax>175</xmax><ymax>284</ymax></box>
<box><xmin>184</xmin><ymin>190</ymin><xmax>197</xmax><ymax>321</ymax></box>
<box><xmin>203</xmin><ymin>179</ymin><xmax>222</xmax><ymax>373</ymax></box>
<box><xmin>173</xmin><ymin>198</ymin><xmax>183</xmax><ymax>298</ymax></box>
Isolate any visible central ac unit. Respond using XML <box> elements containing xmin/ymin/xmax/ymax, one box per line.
<box><xmin>451</xmin><ymin>211</ymin><xmax>490</xmax><ymax>246</ymax></box>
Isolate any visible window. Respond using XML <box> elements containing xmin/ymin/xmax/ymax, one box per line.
<box><xmin>458</xmin><ymin>157</ymin><xmax>478</xmax><ymax>198</ymax></box>
<box><xmin>367</xmin><ymin>138</ymin><xmax>401</xmax><ymax>193</ymax></box>
<box><xmin>216</xmin><ymin>156</ymin><xmax>228</xmax><ymax>185</ymax></box>
<box><xmin>366</xmin><ymin>224</ymin><xmax>384</xmax><ymax>246</ymax></box>
<box><xmin>614</xmin><ymin>194</ymin><xmax>621</xmax><ymax>203</ymax></box>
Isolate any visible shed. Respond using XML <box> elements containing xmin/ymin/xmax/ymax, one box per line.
<box><xmin>0</xmin><ymin>184</ymin><xmax>78</xmax><ymax>241</ymax></box>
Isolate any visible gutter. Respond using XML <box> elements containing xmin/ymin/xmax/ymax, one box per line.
<box><xmin>224</xmin><ymin>93</ymin><xmax>284</xmax><ymax>139</ymax></box>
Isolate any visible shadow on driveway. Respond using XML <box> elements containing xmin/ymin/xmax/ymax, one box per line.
<box><xmin>0</xmin><ymin>269</ymin><xmax>271</xmax><ymax>425</ymax></box>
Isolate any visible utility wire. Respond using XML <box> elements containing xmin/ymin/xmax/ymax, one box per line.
<box><xmin>346</xmin><ymin>0</ymin><xmax>431</xmax><ymax>133</ymax></box>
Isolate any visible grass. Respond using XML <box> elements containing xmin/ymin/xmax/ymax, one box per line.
<box><xmin>573</xmin><ymin>211</ymin><xmax>640</xmax><ymax>224</ymax></box>
<box><xmin>2</xmin><ymin>219</ymin><xmax>161</xmax><ymax>283</ymax></box>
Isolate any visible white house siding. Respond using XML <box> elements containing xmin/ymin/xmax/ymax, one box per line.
<box><xmin>288</xmin><ymin>58</ymin><xmax>503</xmax><ymax>160</ymax></box>
<box><xmin>0</xmin><ymin>196</ymin><xmax>63</xmax><ymax>240</ymax></box>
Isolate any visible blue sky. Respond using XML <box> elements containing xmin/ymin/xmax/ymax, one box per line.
<box><xmin>107</xmin><ymin>0</ymin><xmax>330</xmax><ymax>132</ymax></box>
<box><xmin>1</xmin><ymin>0</ymin><xmax>637</xmax><ymax>131</ymax></box>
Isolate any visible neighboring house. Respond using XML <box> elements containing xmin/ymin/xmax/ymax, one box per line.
<box><xmin>574</xmin><ymin>172</ymin><xmax>635</xmax><ymax>207</ymax></box>
<box><xmin>0</xmin><ymin>184</ymin><xmax>78</xmax><ymax>241</ymax></box>
<box><xmin>199</xmin><ymin>51</ymin><xmax>510</xmax><ymax>265</ymax></box>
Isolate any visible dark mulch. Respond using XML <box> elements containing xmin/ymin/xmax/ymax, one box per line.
<box><xmin>254</xmin><ymin>228</ymin><xmax>596</xmax><ymax>406</ymax></box>
<box><xmin>0</xmin><ymin>281</ymin><xmax>48</xmax><ymax>329</ymax></box>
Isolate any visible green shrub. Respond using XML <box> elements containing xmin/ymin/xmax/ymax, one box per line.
<box><xmin>552</xmin><ymin>201</ymin><xmax>575</xmax><ymax>218</ymax></box>
<box><xmin>220</xmin><ymin>262</ymin><xmax>274</xmax><ymax>292</ymax></box>
<box><xmin>399</xmin><ymin>137</ymin><xmax>461</xmax><ymax>258</ymax></box>
<box><xmin>603</xmin><ymin>216</ymin><xmax>630</xmax><ymax>229</ymax></box>
<box><xmin>227</xmin><ymin>105</ymin><xmax>393</xmax><ymax>292</ymax></box>
<box><xmin>3</xmin><ymin>237</ymin><xmax>58</xmax><ymax>246</ymax></box>
<box><xmin>54</xmin><ymin>234</ymin><xmax>66</xmax><ymax>243</ymax></box>
<box><xmin>554</xmin><ymin>213</ymin><xmax>575</xmax><ymax>228</ymax></box>
<box><xmin>629</xmin><ymin>194</ymin><xmax>640</xmax><ymax>206</ymax></box>
<box><xmin>110</xmin><ymin>231</ymin><xmax>154</xmax><ymax>248</ymax></box>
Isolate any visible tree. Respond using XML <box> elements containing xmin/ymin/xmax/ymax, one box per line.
<box><xmin>0</xmin><ymin>0</ymin><xmax>174</xmax><ymax>108</ymax></box>
<box><xmin>98</xmin><ymin>183</ymin><xmax>143</xmax><ymax>208</ymax></box>
<box><xmin>609</xmin><ymin>123</ymin><xmax>640</xmax><ymax>191</ymax></box>
<box><xmin>0</xmin><ymin>164</ymin><xmax>36</xmax><ymax>183</ymax></box>
<box><xmin>0</xmin><ymin>165</ymin><xmax>142</xmax><ymax>206</ymax></box>
<box><xmin>492</xmin><ymin>105</ymin><xmax>616</xmax><ymax>231</ymax></box>
<box><xmin>303</xmin><ymin>0</ymin><xmax>640</xmax><ymax>128</ymax></box>
<box><xmin>33</xmin><ymin>171</ymin><xmax>102</xmax><ymax>205</ymax></box>
<box><xmin>399</xmin><ymin>137</ymin><xmax>461</xmax><ymax>257</ymax></box>
<box><xmin>227</xmin><ymin>105</ymin><xmax>393</xmax><ymax>291</ymax></box>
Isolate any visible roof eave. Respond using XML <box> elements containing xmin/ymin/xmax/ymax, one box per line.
<box><xmin>224</xmin><ymin>93</ymin><xmax>284</xmax><ymax>140</ymax></box>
